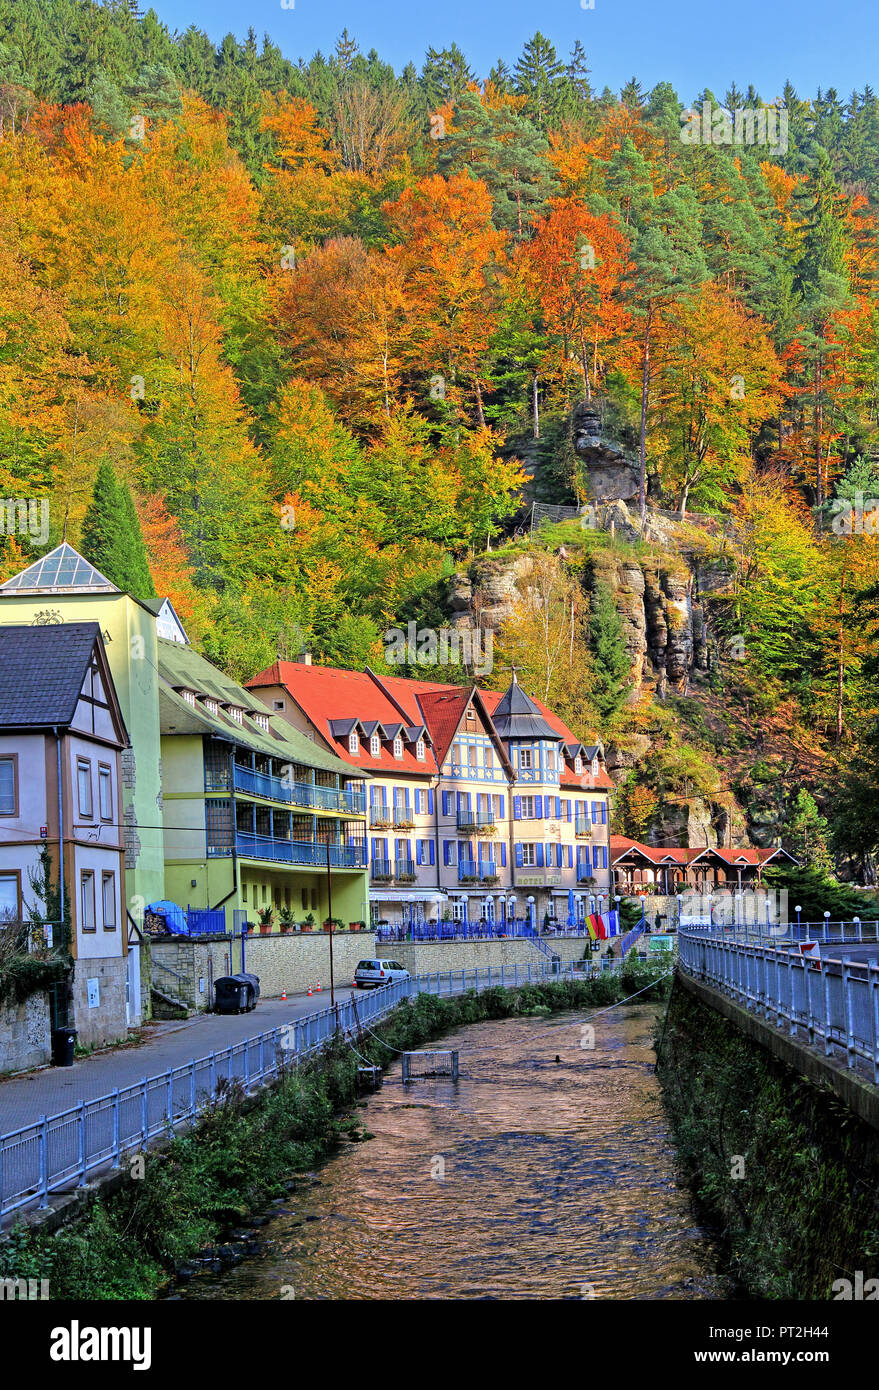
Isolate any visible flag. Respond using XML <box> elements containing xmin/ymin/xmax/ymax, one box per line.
<box><xmin>585</xmin><ymin>914</ymin><xmax>599</xmax><ymax>940</ymax></box>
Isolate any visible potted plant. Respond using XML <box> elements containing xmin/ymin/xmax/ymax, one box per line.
<box><xmin>322</xmin><ymin>916</ymin><xmax>344</xmax><ymax>932</ymax></box>
<box><xmin>301</xmin><ymin>912</ymin><xmax>315</xmax><ymax>933</ymax></box>
<box><xmin>258</xmin><ymin>906</ymin><xmax>274</xmax><ymax>935</ymax></box>
<box><xmin>349</xmin><ymin>920</ymin><xmax>365</xmax><ymax>932</ymax></box>
<box><xmin>279</xmin><ymin>905</ymin><xmax>295</xmax><ymax>934</ymax></box>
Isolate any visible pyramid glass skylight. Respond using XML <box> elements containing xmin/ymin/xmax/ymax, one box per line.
<box><xmin>0</xmin><ymin>544</ymin><xmax>118</xmax><ymax>594</ymax></box>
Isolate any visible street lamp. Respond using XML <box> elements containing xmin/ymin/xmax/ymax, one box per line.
<box><xmin>795</xmin><ymin>904</ymin><xmax>802</xmax><ymax>936</ymax></box>
<box><xmin>638</xmin><ymin>894</ymin><xmax>646</xmax><ymax>930</ymax></box>
<box><xmin>527</xmin><ymin>894</ymin><xmax>535</xmax><ymax>933</ymax></box>
<box><xmin>823</xmin><ymin>909</ymin><xmax>830</xmax><ymax>942</ymax></box>
<box><xmin>676</xmin><ymin>894</ymin><xmax>683</xmax><ymax>932</ymax></box>
<box><xmin>854</xmin><ymin>915</ymin><xmax>861</xmax><ymax>943</ymax></box>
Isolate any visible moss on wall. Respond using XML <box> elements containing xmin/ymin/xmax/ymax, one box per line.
<box><xmin>657</xmin><ymin>980</ymin><xmax>879</xmax><ymax>1299</ymax></box>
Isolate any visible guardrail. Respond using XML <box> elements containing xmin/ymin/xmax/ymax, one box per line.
<box><xmin>0</xmin><ymin>959</ymin><xmax>621</xmax><ymax>1227</ymax></box>
<box><xmin>678</xmin><ymin>927</ymin><xmax>879</xmax><ymax>1084</ymax></box>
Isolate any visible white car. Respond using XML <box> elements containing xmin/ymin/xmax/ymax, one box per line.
<box><xmin>353</xmin><ymin>959</ymin><xmax>410</xmax><ymax>988</ymax></box>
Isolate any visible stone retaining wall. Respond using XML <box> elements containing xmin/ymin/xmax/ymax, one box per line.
<box><xmin>0</xmin><ymin>991</ymin><xmax>52</xmax><ymax>1072</ymax></box>
<box><xmin>151</xmin><ymin>931</ymin><xmax>379</xmax><ymax>1008</ymax></box>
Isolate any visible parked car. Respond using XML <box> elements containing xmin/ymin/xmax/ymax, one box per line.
<box><xmin>353</xmin><ymin>959</ymin><xmax>410</xmax><ymax>988</ymax></box>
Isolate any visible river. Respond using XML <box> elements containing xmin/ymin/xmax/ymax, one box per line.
<box><xmin>179</xmin><ymin>1002</ymin><xmax>728</xmax><ymax>1300</ymax></box>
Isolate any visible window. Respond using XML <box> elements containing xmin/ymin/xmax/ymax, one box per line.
<box><xmin>0</xmin><ymin>873</ymin><xmax>19</xmax><ymax>922</ymax></box>
<box><xmin>414</xmin><ymin>789</ymin><xmax>426</xmax><ymax>814</ymax></box>
<box><xmin>182</xmin><ymin>689</ymin><xmax>196</xmax><ymax>707</ymax></box>
<box><xmin>254</xmin><ymin>713</ymin><xmax>269</xmax><ymax>732</ymax></box>
<box><xmin>485</xmin><ymin>746</ymin><xmax>494</xmax><ymax>770</ymax></box>
<box><xmin>0</xmin><ymin>756</ymin><xmax>16</xmax><ymax>815</ymax></box>
<box><xmin>80</xmin><ymin>871</ymin><xmax>96</xmax><ymax>932</ymax></box>
<box><xmin>228</xmin><ymin>706</ymin><xmax>243</xmax><ymax>724</ymax></box>
<box><xmin>519</xmin><ymin>746</ymin><xmax>532</xmax><ymax>770</ymax></box>
<box><xmin>102</xmin><ymin>872</ymin><xmax>116</xmax><ymax>930</ymax></box>
<box><xmin>98</xmin><ymin>765</ymin><xmax>112</xmax><ymax>822</ymax></box>
<box><xmin>546</xmin><ymin>747</ymin><xmax>556</xmax><ymax>770</ymax></box>
<box><xmin>370</xmin><ymin>734</ymin><xmax>381</xmax><ymax>757</ymax></box>
<box><xmin>592</xmin><ymin>759</ymin><xmax>599</xmax><ymax>776</ymax></box>
<box><xmin>273</xmin><ymin>699</ymin><xmax>286</xmax><ymax>711</ymax></box>
<box><xmin>452</xmin><ymin>743</ymin><xmax>462</xmax><ymax>767</ymax></box>
<box><xmin>521</xmin><ymin>796</ymin><xmax>535</xmax><ymax>819</ymax></box>
<box><xmin>393</xmin><ymin>736</ymin><xmax>403</xmax><ymax>759</ymax></box>
<box><xmin>204</xmin><ymin>698</ymin><xmax>218</xmax><ymax>717</ymax></box>
<box><xmin>415</xmin><ymin>739</ymin><xmax>425</xmax><ymax>761</ymax></box>
<box><xmin>521</xmin><ymin>843</ymin><xmax>537</xmax><ymax>867</ymax></box>
<box><xmin>77</xmin><ymin>759</ymin><xmax>93</xmax><ymax>818</ymax></box>
<box><xmin>574</xmin><ymin>755</ymin><xmax>583</xmax><ymax>774</ymax></box>
<box><xmin>467</xmin><ymin>744</ymin><xmax>477</xmax><ymax>771</ymax></box>
<box><xmin>348</xmin><ymin>731</ymin><xmax>360</xmax><ymax>755</ymax></box>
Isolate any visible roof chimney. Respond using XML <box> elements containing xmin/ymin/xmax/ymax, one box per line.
<box><xmin>299</xmin><ymin>649</ymin><xmax>312</xmax><ymax>666</ymax></box>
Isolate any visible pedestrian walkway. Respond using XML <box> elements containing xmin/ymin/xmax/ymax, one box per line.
<box><xmin>0</xmin><ymin>988</ymin><xmax>355</xmax><ymax>1137</ymax></box>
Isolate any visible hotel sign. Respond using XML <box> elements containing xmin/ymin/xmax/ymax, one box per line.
<box><xmin>517</xmin><ymin>874</ymin><xmax>562</xmax><ymax>887</ymax></box>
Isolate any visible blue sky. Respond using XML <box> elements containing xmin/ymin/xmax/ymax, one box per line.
<box><xmin>146</xmin><ymin>0</ymin><xmax>878</xmax><ymax>104</ymax></box>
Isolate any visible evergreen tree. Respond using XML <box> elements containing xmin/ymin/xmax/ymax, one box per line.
<box><xmin>513</xmin><ymin>32</ymin><xmax>565</xmax><ymax>129</ymax></box>
<box><xmin>587</xmin><ymin>580</ymin><xmax>631</xmax><ymax>722</ymax></box>
<box><xmin>80</xmin><ymin>462</ymin><xmax>156</xmax><ymax>599</ymax></box>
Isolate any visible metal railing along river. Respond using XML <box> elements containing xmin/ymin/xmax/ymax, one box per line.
<box><xmin>678</xmin><ymin>925</ymin><xmax>879</xmax><ymax>1084</ymax></box>
<box><xmin>0</xmin><ymin>959</ymin><xmax>620</xmax><ymax>1227</ymax></box>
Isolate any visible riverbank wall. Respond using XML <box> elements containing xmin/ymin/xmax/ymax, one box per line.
<box><xmin>656</xmin><ymin>977</ymin><xmax>879</xmax><ymax>1299</ymax></box>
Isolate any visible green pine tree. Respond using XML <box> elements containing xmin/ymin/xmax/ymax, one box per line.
<box><xmin>80</xmin><ymin>462</ymin><xmax>156</xmax><ymax>599</ymax></box>
<box><xmin>587</xmin><ymin>580</ymin><xmax>632</xmax><ymax>722</ymax></box>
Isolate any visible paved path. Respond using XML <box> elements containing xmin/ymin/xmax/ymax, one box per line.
<box><xmin>0</xmin><ymin>988</ymin><xmax>357</xmax><ymax>1137</ymax></box>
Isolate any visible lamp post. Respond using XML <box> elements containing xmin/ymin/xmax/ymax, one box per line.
<box><xmin>795</xmin><ymin>904</ymin><xmax>802</xmax><ymax>937</ymax></box>
<box><xmin>638</xmin><ymin>894</ymin><xmax>646</xmax><ymax>930</ymax></box>
<box><xmin>613</xmin><ymin>894</ymin><xmax>620</xmax><ymax>936</ymax></box>
<box><xmin>508</xmin><ymin>895</ymin><xmax>516</xmax><ymax>936</ymax></box>
<box><xmin>676</xmin><ymin>894</ymin><xmax>683</xmax><ymax>932</ymax></box>
<box><xmin>527</xmin><ymin>895</ymin><xmax>535</xmax><ymax>934</ymax></box>
<box><xmin>854</xmin><ymin>915</ymin><xmax>861</xmax><ymax>943</ymax></box>
<box><xmin>823</xmin><ymin>909</ymin><xmax>830</xmax><ymax>943</ymax></box>
<box><xmin>325</xmin><ymin>840</ymin><xmax>336</xmax><ymax>1008</ymax></box>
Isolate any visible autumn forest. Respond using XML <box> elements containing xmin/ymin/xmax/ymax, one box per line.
<box><xmin>3</xmin><ymin>0</ymin><xmax>879</xmax><ymax>875</ymax></box>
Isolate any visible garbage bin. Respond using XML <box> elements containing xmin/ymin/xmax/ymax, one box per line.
<box><xmin>214</xmin><ymin>974</ymin><xmax>260</xmax><ymax>1014</ymax></box>
<box><xmin>51</xmin><ymin>1027</ymin><xmax>77</xmax><ymax>1067</ymax></box>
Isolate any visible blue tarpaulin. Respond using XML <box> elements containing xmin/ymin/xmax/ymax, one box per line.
<box><xmin>145</xmin><ymin>900</ymin><xmax>188</xmax><ymax>934</ymax></box>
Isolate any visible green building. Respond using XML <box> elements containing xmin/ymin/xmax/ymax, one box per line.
<box><xmin>0</xmin><ymin>544</ymin><xmax>370</xmax><ymax>931</ymax></box>
<box><xmin>0</xmin><ymin>545</ymin><xmax>165</xmax><ymax>916</ymax></box>
<box><xmin>157</xmin><ymin>638</ymin><xmax>369</xmax><ymax>926</ymax></box>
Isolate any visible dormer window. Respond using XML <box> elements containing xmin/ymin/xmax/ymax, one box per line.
<box><xmin>415</xmin><ymin>739</ymin><xmax>425</xmax><ymax>761</ymax></box>
<box><xmin>574</xmin><ymin>755</ymin><xmax>583</xmax><ymax>774</ymax></box>
<box><xmin>182</xmin><ymin>689</ymin><xmax>196</xmax><ymax>708</ymax></box>
<box><xmin>254</xmin><ymin>713</ymin><xmax>269</xmax><ymax>732</ymax></box>
<box><xmin>393</xmin><ymin>736</ymin><xmax>403</xmax><ymax>759</ymax></box>
<box><xmin>370</xmin><ymin>734</ymin><xmax>380</xmax><ymax>757</ymax></box>
<box><xmin>348</xmin><ymin>731</ymin><xmax>360</xmax><ymax>755</ymax></box>
<box><xmin>228</xmin><ymin>706</ymin><xmax>243</xmax><ymax>724</ymax></box>
<box><xmin>203</xmin><ymin>697</ymin><xmax>218</xmax><ymax>717</ymax></box>
<box><xmin>592</xmin><ymin>759</ymin><xmax>599</xmax><ymax>776</ymax></box>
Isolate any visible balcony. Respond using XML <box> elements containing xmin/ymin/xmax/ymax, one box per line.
<box><xmin>230</xmin><ymin>764</ymin><xmax>365</xmax><ymax>815</ymax></box>
<box><xmin>575</xmin><ymin>817</ymin><xmax>593</xmax><ymax>837</ymax></box>
<box><xmin>458</xmin><ymin>861</ymin><xmax>499</xmax><ymax>883</ymax></box>
<box><xmin>371</xmin><ymin>858</ymin><xmax>393</xmax><ymax>881</ymax></box>
<box><xmin>395</xmin><ymin>858</ymin><xmax>416</xmax><ymax>882</ymax></box>
<box><xmin>233</xmin><ymin>833</ymin><xmax>366</xmax><ymax>868</ymax></box>
<box><xmin>393</xmin><ymin>811</ymin><xmax>415</xmax><ymax>830</ymax></box>
<box><xmin>369</xmin><ymin>806</ymin><xmax>392</xmax><ymax>829</ymax></box>
<box><xmin>457</xmin><ymin>810</ymin><xmax>496</xmax><ymax>835</ymax></box>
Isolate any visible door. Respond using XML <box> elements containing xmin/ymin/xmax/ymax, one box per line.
<box><xmin>126</xmin><ymin>939</ymin><xmax>142</xmax><ymax>1027</ymax></box>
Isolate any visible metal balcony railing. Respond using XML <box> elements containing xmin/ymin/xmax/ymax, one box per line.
<box><xmin>457</xmin><ymin>810</ymin><xmax>496</xmax><ymax>832</ymax></box>
<box><xmin>230</xmin><ymin>764</ymin><xmax>365</xmax><ymax>815</ymax></box>
<box><xmin>575</xmin><ymin>816</ymin><xmax>593</xmax><ymax>836</ymax></box>
<box><xmin>235</xmin><ymin>833</ymin><xmax>366</xmax><ymax>867</ymax></box>
<box><xmin>395</xmin><ymin>859</ymin><xmax>416</xmax><ymax>881</ymax></box>
<box><xmin>393</xmin><ymin>811</ymin><xmax>415</xmax><ymax>829</ymax></box>
<box><xmin>371</xmin><ymin>858</ymin><xmax>393</xmax><ymax>880</ymax></box>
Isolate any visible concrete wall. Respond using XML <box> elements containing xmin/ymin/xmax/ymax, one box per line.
<box><xmin>72</xmin><ymin>957</ymin><xmax>128</xmax><ymax>1047</ymax></box>
<box><xmin>0</xmin><ymin>991</ymin><xmax>51</xmax><ymax>1072</ymax></box>
<box><xmin>379</xmin><ymin>934</ymin><xmax>615</xmax><ymax>975</ymax></box>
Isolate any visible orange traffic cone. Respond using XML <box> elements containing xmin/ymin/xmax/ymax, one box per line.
<box><xmin>307</xmin><ymin>986</ymin><xmax>312</xmax><ymax>996</ymax></box>
<box><xmin>316</xmin><ymin>981</ymin><xmax>321</xmax><ymax>992</ymax></box>
<box><xmin>280</xmin><ymin>989</ymin><xmax>287</xmax><ymax>1001</ymax></box>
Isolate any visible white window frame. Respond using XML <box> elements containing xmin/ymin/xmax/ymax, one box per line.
<box><xmin>519</xmin><ymin>746</ymin><xmax>532</xmax><ymax>770</ymax></box>
<box><xmin>370</xmin><ymin>734</ymin><xmax>381</xmax><ymax>757</ymax></box>
<box><xmin>102</xmin><ymin>871</ymin><xmax>116</xmax><ymax>930</ymax></box>
<box><xmin>574</xmin><ymin>755</ymin><xmax>583</xmax><ymax>774</ymax></box>
<box><xmin>0</xmin><ymin>756</ymin><xmax>15</xmax><ymax>815</ymax></box>
<box><xmin>521</xmin><ymin>796</ymin><xmax>535</xmax><ymax>819</ymax></box>
<box><xmin>521</xmin><ymin>843</ymin><xmax>537</xmax><ymax>867</ymax></box>
<box><xmin>393</xmin><ymin>736</ymin><xmax>403</xmax><ymax>759</ymax></box>
<box><xmin>415</xmin><ymin>738</ymin><xmax>425</xmax><ymax>761</ymax></box>
<box><xmin>77</xmin><ymin>758</ymin><xmax>93</xmax><ymax>818</ymax></box>
<box><xmin>348</xmin><ymin>731</ymin><xmax>360</xmax><ymax>755</ymax></box>
<box><xmin>98</xmin><ymin>765</ymin><xmax>112</xmax><ymax>822</ymax></box>
<box><xmin>80</xmin><ymin>870</ymin><xmax>96</xmax><ymax>932</ymax></box>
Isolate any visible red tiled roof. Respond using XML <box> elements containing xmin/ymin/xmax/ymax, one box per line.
<box><xmin>247</xmin><ymin>661</ymin><xmax>439</xmax><ymax>774</ymax></box>
<box><xmin>610</xmin><ymin>836</ymin><xmax>794</xmax><ymax>866</ymax></box>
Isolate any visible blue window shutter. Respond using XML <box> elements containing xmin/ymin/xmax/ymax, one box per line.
<box><xmin>567</xmin><ymin>845</ymin><xmax>573</xmax><ymax>868</ymax></box>
<box><xmin>555</xmin><ymin>796</ymin><xmax>561</xmax><ymax>819</ymax></box>
<box><xmin>429</xmin><ymin>840</ymin><xmax>435</xmax><ymax>865</ymax></box>
<box><xmin>602</xmin><ymin>804</ymin><xmax>607</xmax><ymax>824</ymax></box>
<box><xmin>500</xmin><ymin>843</ymin><xmax>506</xmax><ymax>867</ymax></box>
<box><xmin>535</xmin><ymin>794</ymin><xmax>543</xmax><ymax>818</ymax></box>
<box><xmin>442</xmin><ymin>790</ymin><xmax>449</xmax><ymax>816</ymax></box>
<box><xmin>443</xmin><ymin>840</ymin><xmax>453</xmax><ymax>866</ymax></box>
<box><xmin>565</xmin><ymin>799</ymin><xmax>571</xmax><ymax>820</ymax></box>
<box><xmin>498</xmin><ymin>796</ymin><xmax>505</xmax><ymax>818</ymax></box>
<box><xmin>602</xmin><ymin>847</ymin><xmax>608</xmax><ymax>868</ymax></box>
<box><xmin>535</xmin><ymin>844</ymin><xmax>544</xmax><ymax>867</ymax></box>
<box><xmin>416</xmin><ymin>841</ymin><xmax>423</xmax><ymax>865</ymax></box>
<box><xmin>556</xmin><ymin>844</ymin><xmax>563</xmax><ymax>868</ymax></box>
<box><xmin>371</xmin><ymin>838</ymin><xmax>378</xmax><ymax>859</ymax></box>
<box><xmin>428</xmin><ymin>788</ymin><xmax>434</xmax><ymax>814</ymax></box>
<box><xmin>467</xmin><ymin>791</ymin><xmax>472</xmax><ymax>811</ymax></box>
<box><xmin>515</xmin><ymin>843</ymin><xmax>523</xmax><ymax>868</ymax></box>
<box><xmin>513</xmin><ymin>795</ymin><xmax>522</xmax><ymax>820</ymax></box>
<box><xmin>592</xmin><ymin>844</ymin><xmax>599</xmax><ymax>868</ymax></box>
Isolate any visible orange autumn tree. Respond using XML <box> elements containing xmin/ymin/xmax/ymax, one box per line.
<box><xmin>524</xmin><ymin>198</ymin><xmax>631</xmax><ymax>400</ymax></box>
<box><xmin>383</xmin><ymin>172</ymin><xmax>507</xmax><ymax>425</ymax></box>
